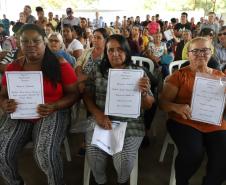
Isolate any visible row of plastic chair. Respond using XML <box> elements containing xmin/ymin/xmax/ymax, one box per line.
<box><xmin>66</xmin><ymin>58</ymin><xmax>187</xmax><ymax>185</ymax></box>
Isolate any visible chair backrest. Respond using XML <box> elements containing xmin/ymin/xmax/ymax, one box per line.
<box><xmin>169</xmin><ymin>60</ymin><xmax>188</xmax><ymax>75</ymax></box>
<box><xmin>131</xmin><ymin>56</ymin><xmax>154</xmax><ymax>74</ymax></box>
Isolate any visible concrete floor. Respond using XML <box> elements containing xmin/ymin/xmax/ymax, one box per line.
<box><xmin>0</xmin><ymin>108</ymin><xmax>225</xmax><ymax>185</ymax></box>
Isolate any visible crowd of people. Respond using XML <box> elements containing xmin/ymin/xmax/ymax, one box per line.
<box><xmin>0</xmin><ymin>4</ymin><xmax>225</xmax><ymax>185</ymax></box>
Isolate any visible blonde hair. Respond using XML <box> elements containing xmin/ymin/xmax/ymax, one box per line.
<box><xmin>187</xmin><ymin>37</ymin><xmax>211</xmax><ymax>51</ymax></box>
<box><xmin>48</xmin><ymin>32</ymin><xmax>65</xmax><ymax>49</ymax></box>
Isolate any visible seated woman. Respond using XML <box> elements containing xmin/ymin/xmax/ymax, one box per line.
<box><xmin>83</xmin><ymin>34</ymin><xmax>154</xmax><ymax>185</ymax></box>
<box><xmin>48</xmin><ymin>32</ymin><xmax>76</xmax><ymax>66</ymax></box>
<box><xmin>62</xmin><ymin>24</ymin><xmax>83</xmax><ymax>60</ymax></box>
<box><xmin>0</xmin><ymin>24</ymin><xmax>79</xmax><ymax>185</ymax></box>
<box><xmin>75</xmin><ymin>28</ymin><xmax>108</xmax><ymax>83</ymax></box>
<box><xmin>159</xmin><ymin>37</ymin><xmax>226</xmax><ymax>185</ymax></box>
<box><xmin>145</xmin><ymin>32</ymin><xmax>169</xmax><ymax>77</ymax></box>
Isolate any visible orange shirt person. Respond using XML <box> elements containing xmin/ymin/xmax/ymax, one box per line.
<box><xmin>159</xmin><ymin>37</ymin><xmax>226</xmax><ymax>185</ymax></box>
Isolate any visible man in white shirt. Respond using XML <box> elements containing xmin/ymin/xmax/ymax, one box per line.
<box><xmin>61</xmin><ymin>8</ymin><xmax>80</xmax><ymax>28</ymax></box>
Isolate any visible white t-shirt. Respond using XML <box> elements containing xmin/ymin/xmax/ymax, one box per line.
<box><xmin>66</xmin><ymin>39</ymin><xmax>83</xmax><ymax>53</ymax></box>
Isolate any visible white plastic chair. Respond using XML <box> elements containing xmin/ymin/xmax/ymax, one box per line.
<box><xmin>83</xmin><ymin>152</ymin><xmax>139</xmax><ymax>185</ymax></box>
<box><xmin>131</xmin><ymin>56</ymin><xmax>157</xmax><ymax>137</ymax></box>
<box><xmin>131</xmin><ymin>56</ymin><xmax>155</xmax><ymax>74</ymax></box>
<box><xmin>159</xmin><ymin>60</ymin><xmax>187</xmax><ymax>185</ymax></box>
<box><xmin>168</xmin><ymin>60</ymin><xmax>188</xmax><ymax>75</ymax></box>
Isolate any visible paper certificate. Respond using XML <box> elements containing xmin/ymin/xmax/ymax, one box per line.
<box><xmin>105</xmin><ymin>69</ymin><xmax>144</xmax><ymax>118</ymax></box>
<box><xmin>6</xmin><ymin>71</ymin><xmax>44</xmax><ymax>119</ymax></box>
<box><xmin>91</xmin><ymin>121</ymin><xmax>127</xmax><ymax>155</ymax></box>
<box><xmin>191</xmin><ymin>74</ymin><xmax>225</xmax><ymax>125</ymax></box>
<box><xmin>164</xmin><ymin>29</ymin><xmax>174</xmax><ymax>41</ymax></box>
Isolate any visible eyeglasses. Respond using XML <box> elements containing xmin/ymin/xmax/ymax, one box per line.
<box><xmin>20</xmin><ymin>38</ymin><xmax>43</xmax><ymax>45</ymax></box>
<box><xmin>218</xmin><ymin>32</ymin><xmax>226</xmax><ymax>37</ymax></box>
<box><xmin>48</xmin><ymin>39</ymin><xmax>60</xmax><ymax>43</ymax></box>
<box><xmin>107</xmin><ymin>47</ymin><xmax>124</xmax><ymax>55</ymax></box>
<box><xmin>188</xmin><ymin>48</ymin><xmax>212</xmax><ymax>56</ymax></box>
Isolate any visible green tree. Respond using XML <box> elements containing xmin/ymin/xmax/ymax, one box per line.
<box><xmin>37</xmin><ymin>0</ymin><xmax>99</xmax><ymax>10</ymax></box>
<box><xmin>143</xmin><ymin>0</ymin><xmax>226</xmax><ymax>14</ymax></box>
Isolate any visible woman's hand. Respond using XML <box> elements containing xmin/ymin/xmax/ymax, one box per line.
<box><xmin>1</xmin><ymin>99</ymin><xmax>17</xmax><ymax>113</ymax></box>
<box><xmin>94</xmin><ymin>111</ymin><xmax>112</xmax><ymax>130</ymax></box>
<box><xmin>138</xmin><ymin>76</ymin><xmax>150</xmax><ymax>96</ymax></box>
<box><xmin>37</xmin><ymin>103</ymin><xmax>57</xmax><ymax>118</ymax></box>
<box><xmin>174</xmin><ymin>104</ymin><xmax>191</xmax><ymax>120</ymax></box>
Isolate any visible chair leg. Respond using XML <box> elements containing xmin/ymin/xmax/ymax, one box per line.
<box><xmin>130</xmin><ymin>152</ymin><xmax>138</xmax><ymax>185</ymax></box>
<box><xmin>84</xmin><ymin>155</ymin><xmax>91</xmax><ymax>185</ymax></box>
<box><xmin>63</xmin><ymin>137</ymin><xmax>72</xmax><ymax>162</ymax></box>
<box><xmin>159</xmin><ymin>133</ymin><xmax>170</xmax><ymax>162</ymax></box>
<box><xmin>169</xmin><ymin>146</ymin><xmax>177</xmax><ymax>185</ymax></box>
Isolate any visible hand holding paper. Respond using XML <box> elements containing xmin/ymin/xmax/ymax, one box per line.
<box><xmin>93</xmin><ymin>110</ymin><xmax>112</xmax><ymax>130</ymax></box>
<box><xmin>6</xmin><ymin>71</ymin><xmax>44</xmax><ymax>119</ymax></box>
<box><xmin>175</xmin><ymin>104</ymin><xmax>192</xmax><ymax>120</ymax></box>
<box><xmin>1</xmin><ymin>99</ymin><xmax>18</xmax><ymax>113</ymax></box>
<box><xmin>191</xmin><ymin>73</ymin><xmax>226</xmax><ymax>125</ymax></box>
<box><xmin>105</xmin><ymin>69</ymin><xmax>144</xmax><ymax>118</ymax></box>
<box><xmin>91</xmin><ymin>121</ymin><xmax>127</xmax><ymax>155</ymax></box>
<box><xmin>138</xmin><ymin>76</ymin><xmax>150</xmax><ymax>95</ymax></box>
<box><xmin>37</xmin><ymin>103</ymin><xmax>57</xmax><ymax>118</ymax></box>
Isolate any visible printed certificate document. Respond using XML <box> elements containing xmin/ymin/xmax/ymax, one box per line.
<box><xmin>191</xmin><ymin>73</ymin><xmax>225</xmax><ymax>125</ymax></box>
<box><xmin>6</xmin><ymin>71</ymin><xmax>44</xmax><ymax>119</ymax></box>
<box><xmin>91</xmin><ymin>121</ymin><xmax>127</xmax><ymax>155</ymax></box>
<box><xmin>164</xmin><ymin>29</ymin><xmax>174</xmax><ymax>41</ymax></box>
<box><xmin>105</xmin><ymin>69</ymin><xmax>144</xmax><ymax>118</ymax></box>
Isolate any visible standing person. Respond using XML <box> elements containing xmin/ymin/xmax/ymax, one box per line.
<box><xmin>200</xmin><ymin>12</ymin><xmax>219</xmax><ymax>34</ymax></box>
<box><xmin>147</xmin><ymin>15</ymin><xmax>160</xmax><ymax>35</ymax></box>
<box><xmin>114</xmin><ymin>16</ymin><xmax>122</xmax><ymax>29</ymax></box>
<box><xmin>83</xmin><ymin>34</ymin><xmax>154</xmax><ymax>185</ymax></box>
<box><xmin>93</xmin><ymin>11</ymin><xmax>105</xmax><ymax>29</ymax></box>
<box><xmin>141</xmin><ymin>14</ymin><xmax>151</xmax><ymax>28</ymax></box>
<box><xmin>23</xmin><ymin>5</ymin><xmax>36</xmax><ymax>24</ymax></box>
<box><xmin>12</xmin><ymin>12</ymin><xmax>26</xmax><ymax>34</ymax></box>
<box><xmin>2</xmin><ymin>14</ymin><xmax>10</xmax><ymax>36</ymax></box>
<box><xmin>0</xmin><ymin>24</ymin><xmax>79</xmax><ymax>185</ymax></box>
<box><xmin>47</xmin><ymin>12</ymin><xmax>57</xmax><ymax>30</ymax></box>
<box><xmin>159</xmin><ymin>37</ymin><xmax>226</xmax><ymax>185</ymax></box>
<box><xmin>35</xmin><ymin>6</ymin><xmax>47</xmax><ymax>29</ymax></box>
<box><xmin>61</xmin><ymin>7</ymin><xmax>80</xmax><ymax>29</ymax></box>
<box><xmin>174</xmin><ymin>12</ymin><xmax>191</xmax><ymax>38</ymax></box>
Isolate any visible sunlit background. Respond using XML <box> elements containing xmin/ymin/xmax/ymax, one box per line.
<box><xmin>0</xmin><ymin>0</ymin><xmax>225</xmax><ymax>24</ymax></box>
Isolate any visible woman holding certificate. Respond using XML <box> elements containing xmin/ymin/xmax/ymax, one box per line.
<box><xmin>83</xmin><ymin>34</ymin><xmax>154</xmax><ymax>185</ymax></box>
<box><xmin>159</xmin><ymin>37</ymin><xmax>226</xmax><ymax>185</ymax></box>
<box><xmin>0</xmin><ymin>24</ymin><xmax>78</xmax><ymax>185</ymax></box>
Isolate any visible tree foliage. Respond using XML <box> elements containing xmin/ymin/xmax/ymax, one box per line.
<box><xmin>143</xmin><ymin>0</ymin><xmax>226</xmax><ymax>14</ymax></box>
<box><xmin>38</xmin><ymin>0</ymin><xmax>99</xmax><ymax>10</ymax></box>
